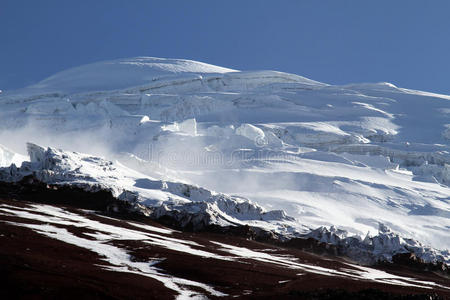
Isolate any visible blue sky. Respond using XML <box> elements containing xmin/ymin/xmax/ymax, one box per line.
<box><xmin>1</xmin><ymin>1</ymin><xmax>450</xmax><ymax>94</ymax></box>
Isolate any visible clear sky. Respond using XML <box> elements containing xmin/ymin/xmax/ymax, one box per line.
<box><xmin>1</xmin><ymin>0</ymin><xmax>450</xmax><ymax>94</ymax></box>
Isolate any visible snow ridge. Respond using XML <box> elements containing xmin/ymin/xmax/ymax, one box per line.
<box><xmin>304</xmin><ymin>224</ymin><xmax>450</xmax><ymax>265</ymax></box>
<box><xmin>0</xmin><ymin>143</ymin><xmax>291</xmax><ymax>230</ymax></box>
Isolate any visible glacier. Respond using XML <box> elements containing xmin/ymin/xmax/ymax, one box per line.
<box><xmin>0</xmin><ymin>56</ymin><xmax>449</xmax><ymax>264</ymax></box>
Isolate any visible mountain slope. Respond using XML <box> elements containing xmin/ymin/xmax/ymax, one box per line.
<box><xmin>1</xmin><ymin>198</ymin><xmax>449</xmax><ymax>299</ymax></box>
<box><xmin>0</xmin><ymin>57</ymin><xmax>449</xmax><ymax>266</ymax></box>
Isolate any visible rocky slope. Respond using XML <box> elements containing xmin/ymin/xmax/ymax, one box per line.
<box><xmin>1</xmin><ymin>197</ymin><xmax>449</xmax><ymax>299</ymax></box>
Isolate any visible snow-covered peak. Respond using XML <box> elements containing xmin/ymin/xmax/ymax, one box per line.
<box><xmin>0</xmin><ymin>56</ymin><xmax>449</xmax><ymax>266</ymax></box>
<box><xmin>16</xmin><ymin>57</ymin><xmax>238</xmax><ymax>94</ymax></box>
